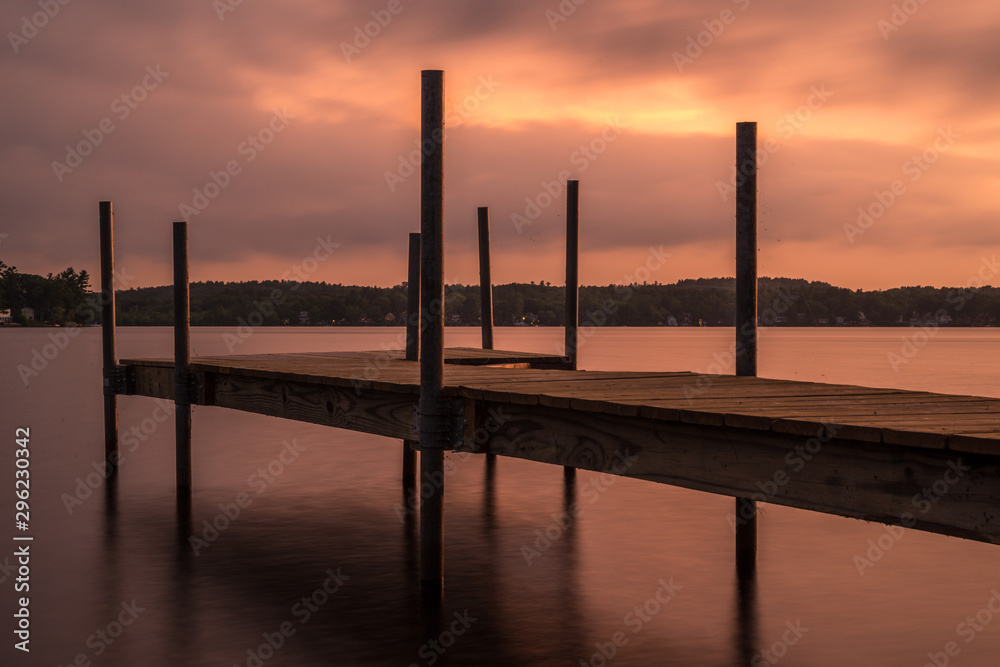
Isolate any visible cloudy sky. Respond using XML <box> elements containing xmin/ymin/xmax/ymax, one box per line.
<box><xmin>2</xmin><ymin>0</ymin><xmax>998</xmax><ymax>291</ymax></box>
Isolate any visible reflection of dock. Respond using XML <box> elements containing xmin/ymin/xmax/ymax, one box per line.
<box><xmin>118</xmin><ymin>348</ymin><xmax>1000</xmax><ymax>547</ymax></box>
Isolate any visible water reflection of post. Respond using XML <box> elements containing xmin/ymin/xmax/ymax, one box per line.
<box><xmin>483</xmin><ymin>450</ymin><xmax>497</xmax><ymax>530</ymax></box>
<box><xmin>98</xmin><ymin>472</ymin><xmax>124</xmax><ymax>657</ymax></box>
<box><xmin>735</xmin><ymin>563</ymin><xmax>760</xmax><ymax>664</ymax></box>
<box><xmin>557</xmin><ymin>465</ymin><xmax>585</xmax><ymax>653</ymax></box>
<box><xmin>169</xmin><ymin>490</ymin><xmax>196</xmax><ymax>663</ymax></box>
<box><xmin>101</xmin><ymin>470</ymin><xmax>120</xmax><ymax>582</ymax></box>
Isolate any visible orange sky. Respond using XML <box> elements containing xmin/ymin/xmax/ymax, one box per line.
<box><xmin>2</xmin><ymin>0</ymin><xmax>998</xmax><ymax>291</ymax></box>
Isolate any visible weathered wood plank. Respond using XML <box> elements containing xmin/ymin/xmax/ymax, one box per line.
<box><xmin>210</xmin><ymin>373</ymin><xmax>418</xmax><ymax>440</ymax></box>
<box><xmin>128</xmin><ymin>363</ymin><xmax>174</xmax><ymax>399</ymax></box>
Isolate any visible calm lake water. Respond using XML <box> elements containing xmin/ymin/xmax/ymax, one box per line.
<box><xmin>2</xmin><ymin>326</ymin><xmax>999</xmax><ymax>666</ymax></box>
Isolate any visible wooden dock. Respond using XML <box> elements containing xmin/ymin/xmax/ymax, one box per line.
<box><xmin>95</xmin><ymin>71</ymin><xmax>1000</xmax><ymax>593</ymax></box>
<box><xmin>119</xmin><ymin>348</ymin><xmax>1000</xmax><ymax>545</ymax></box>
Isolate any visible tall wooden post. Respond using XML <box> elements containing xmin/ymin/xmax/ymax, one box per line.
<box><xmin>564</xmin><ymin>181</ymin><xmax>580</xmax><ymax>478</ymax></box>
<box><xmin>99</xmin><ymin>202</ymin><xmax>119</xmax><ymax>472</ymax></box>
<box><xmin>735</xmin><ymin>122</ymin><xmax>758</xmax><ymax>574</ymax></box>
<box><xmin>564</xmin><ymin>181</ymin><xmax>580</xmax><ymax>370</ymax></box>
<box><xmin>403</xmin><ymin>232</ymin><xmax>420</xmax><ymax>488</ymax></box>
<box><xmin>477</xmin><ymin>207</ymin><xmax>498</xmax><ymax>465</ymax></box>
<box><xmin>173</xmin><ymin>222</ymin><xmax>192</xmax><ymax>494</ymax></box>
<box><xmin>419</xmin><ymin>70</ymin><xmax>446</xmax><ymax>590</ymax></box>
<box><xmin>477</xmin><ymin>207</ymin><xmax>494</xmax><ymax>351</ymax></box>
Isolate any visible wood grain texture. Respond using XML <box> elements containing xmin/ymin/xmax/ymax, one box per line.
<box><xmin>210</xmin><ymin>373</ymin><xmax>418</xmax><ymax>440</ymax></box>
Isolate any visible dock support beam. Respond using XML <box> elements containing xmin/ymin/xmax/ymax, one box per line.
<box><xmin>173</xmin><ymin>221</ymin><xmax>192</xmax><ymax>494</ymax></box>
<box><xmin>735</xmin><ymin>122</ymin><xmax>758</xmax><ymax>574</ymax></box>
<box><xmin>99</xmin><ymin>201</ymin><xmax>119</xmax><ymax>473</ymax></box>
<box><xmin>403</xmin><ymin>232</ymin><xmax>420</xmax><ymax>488</ymax></box>
<box><xmin>419</xmin><ymin>70</ymin><xmax>446</xmax><ymax>591</ymax></box>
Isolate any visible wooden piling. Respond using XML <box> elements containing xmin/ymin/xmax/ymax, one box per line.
<box><xmin>477</xmin><ymin>207</ymin><xmax>494</xmax><ymax>351</ymax></box>
<box><xmin>419</xmin><ymin>70</ymin><xmax>446</xmax><ymax>590</ymax></box>
<box><xmin>736</xmin><ymin>123</ymin><xmax>758</xmax><ymax>378</ymax></box>
<box><xmin>403</xmin><ymin>232</ymin><xmax>420</xmax><ymax>488</ymax></box>
<box><xmin>735</xmin><ymin>122</ymin><xmax>758</xmax><ymax>573</ymax></box>
<box><xmin>99</xmin><ymin>201</ymin><xmax>119</xmax><ymax>472</ymax></box>
<box><xmin>173</xmin><ymin>221</ymin><xmax>192</xmax><ymax>493</ymax></box>
<box><xmin>563</xmin><ymin>181</ymin><xmax>581</xmax><ymax>477</ymax></box>
<box><xmin>477</xmin><ymin>207</ymin><xmax>498</xmax><ymax>464</ymax></box>
<box><xmin>565</xmin><ymin>180</ymin><xmax>579</xmax><ymax>370</ymax></box>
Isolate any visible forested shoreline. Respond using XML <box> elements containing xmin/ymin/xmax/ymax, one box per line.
<box><xmin>2</xmin><ymin>262</ymin><xmax>997</xmax><ymax>327</ymax></box>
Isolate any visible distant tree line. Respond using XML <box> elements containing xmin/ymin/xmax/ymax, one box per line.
<box><xmin>0</xmin><ymin>261</ymin><xmax>92</xmax><ymax>324</ymax></box>
<box><xmin>2</xmin><ymin>266</ymin><xmax>998</xmax><ymax>327</ymax></box>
